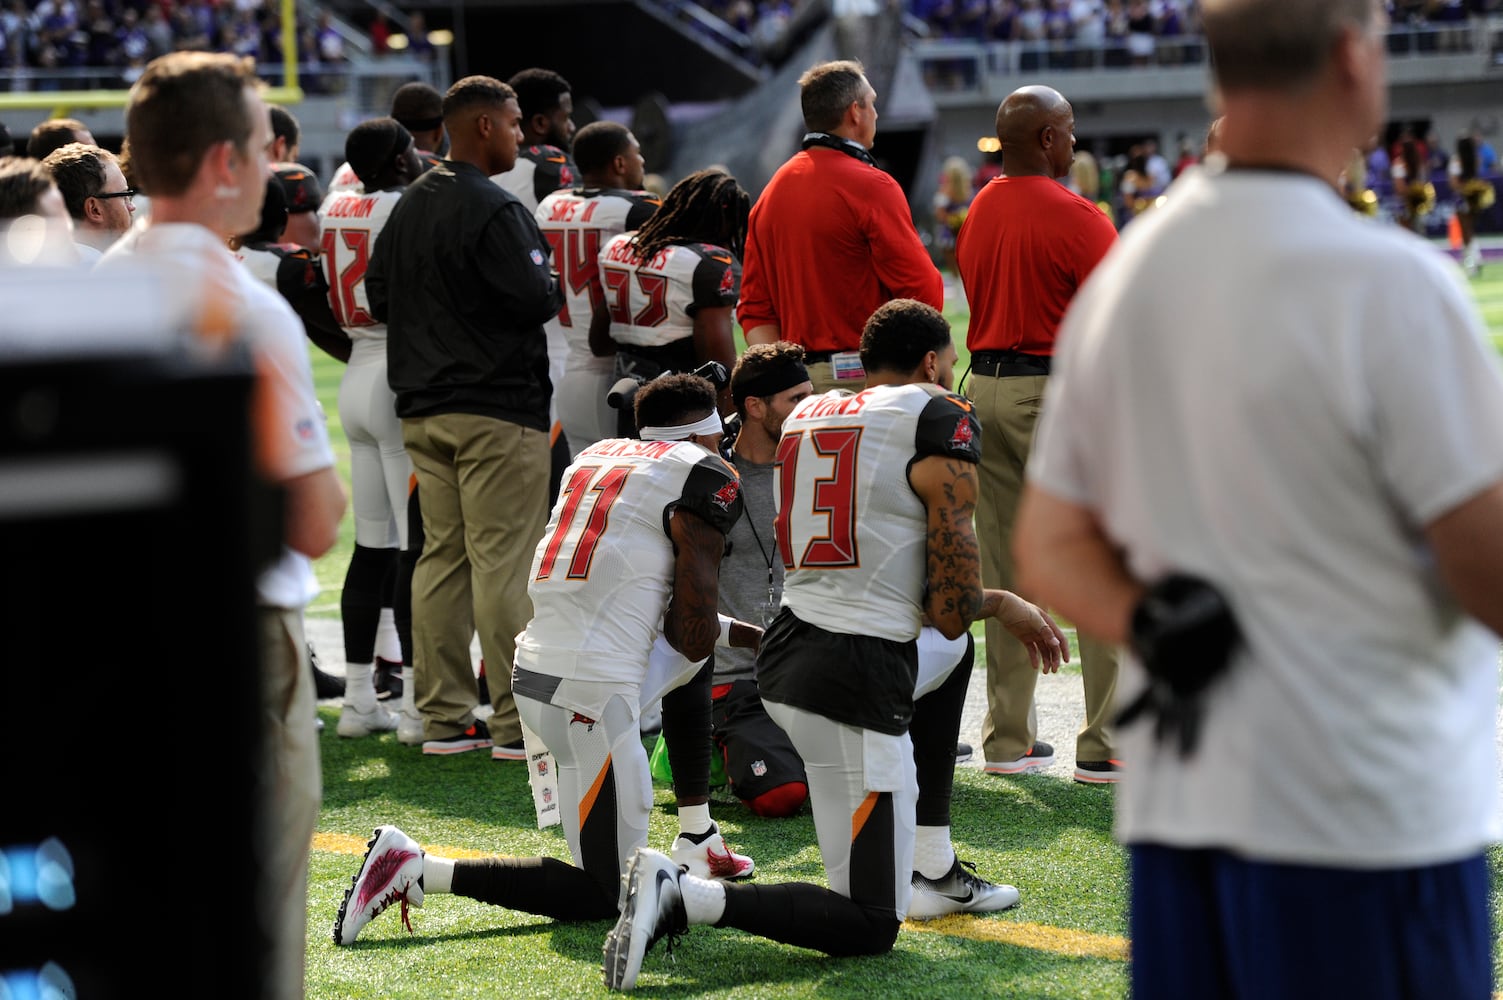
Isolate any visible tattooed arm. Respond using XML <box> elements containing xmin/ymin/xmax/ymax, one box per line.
<box><xmin>664</xmin><ymin>506</ymin><xmax>728</xmax><ymax>661</ymax></box>
<box><xmin>909</xmin><ymin>454</ymin><xmax>984</xmax><ymax>640</ymax></box>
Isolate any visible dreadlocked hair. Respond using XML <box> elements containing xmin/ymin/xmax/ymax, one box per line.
<box><xmin>628</xmin><ymin>168</ymin><xmax>749</xmax><ymax>265</ymax></box>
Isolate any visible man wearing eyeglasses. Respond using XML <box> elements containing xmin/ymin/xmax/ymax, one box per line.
<box><xmin>38</xmin><ymin>142</ymin><xmax>135</xmax><ymax>264</ymax></box>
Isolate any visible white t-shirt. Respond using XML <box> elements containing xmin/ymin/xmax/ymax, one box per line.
<box><xmin>99</xmin><ymin>222</ymin><xmax>335</xmax><ymax>610</ymax></box>
<box><xmin>1029</xmin><ymin>164</ymin><xmax>1503</xmax><ymax>867</ymax></box>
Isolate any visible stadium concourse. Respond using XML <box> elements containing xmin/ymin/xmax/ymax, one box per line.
<box><xmin>301</xmin><ymin>615</ymin><xmax>1087</xmax><ymax>777</ymax></box>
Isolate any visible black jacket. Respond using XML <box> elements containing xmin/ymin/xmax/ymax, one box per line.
<box><xmin>368</xmin><ymin>159</ymin><xmax>563</xmax><ymax>428</ymax></box>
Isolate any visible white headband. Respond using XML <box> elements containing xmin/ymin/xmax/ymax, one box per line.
<box><xmin>638</xmin><ymin>411</ymin><xmax>724</xmax><ymax>441</ymax></box>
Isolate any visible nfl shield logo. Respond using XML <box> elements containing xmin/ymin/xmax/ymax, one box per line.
<box><xmin>751</xmin><ymin>759</ymin><xmax>767</xmax><ymax>777</ymax></box>
<box><xmin>530</xmin><ymin>248</ymin><xmax>545</xmax><ymax>265</ymax></box>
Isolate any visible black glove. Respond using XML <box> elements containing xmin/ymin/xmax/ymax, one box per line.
<box><xmin>1115</xmin><ymin>573</ymin><xmax>1241</xmax><ymax>758</ymax></box>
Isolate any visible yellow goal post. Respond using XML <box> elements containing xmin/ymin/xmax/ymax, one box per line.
<box><xmin>0</xmin><ymin>0</ymin><xmax>304</xmax><ymax>117</ymax></box>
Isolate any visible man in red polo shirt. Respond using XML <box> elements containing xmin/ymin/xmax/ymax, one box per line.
<box><xmin>740</xmin><ymin>59</ymin><xmax>942</xmax><ymax>394</ymax></box>
<box><xmin>956</xmin><ymin>84</ymin><xmax>1120</xmax><ymax>784</ymax></box>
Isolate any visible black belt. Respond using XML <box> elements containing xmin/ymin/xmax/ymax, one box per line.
<box><xmin>970</xmin><ymin>349</ymin><xmax>1051</xmax><ymax>377</ymax></box>
<box><xmin>802</xmin><ymin>350</ymin><xmax>848</xmax><ymax>364</ymax></box>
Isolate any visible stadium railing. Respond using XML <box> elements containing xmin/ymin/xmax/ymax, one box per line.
<box><xmin>912</xmin><ymin>15</ymin><xmax>1503</xmax><ymax>105</ymax></box>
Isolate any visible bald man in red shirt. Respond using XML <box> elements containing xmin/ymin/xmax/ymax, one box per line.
<box><xmin>956</xmin><ymin>84</ymin><xmax>1120</xmax><ymax>784</ymax></box>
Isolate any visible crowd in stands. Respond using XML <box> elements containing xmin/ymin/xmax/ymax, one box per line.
<box><xmin>680</xmin><ymin>0</ymin><xmax>1499</xmax><ymax>74</ymax></box>
<box><xmin>912</xmin><ymin>0</ymin><xmax>1497</xmax><ymax>46</ymax></box>
<box><xmin>928</xmin><ymin>122</ymin><xmax>1500</xmax><ymax>273</ymax></box>
<box><xmin>0</xmin><ymin>0</ymin><xmax>360</xmax><ymax>89</ymax></box>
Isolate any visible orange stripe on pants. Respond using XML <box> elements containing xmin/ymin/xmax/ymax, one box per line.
<box><xmin>580</xmin><ymin>753</ymin><xmax>611</xmax><ymax>828</ymax></box>
<box><xmin>851</xmin><ymin>790</ymin><xmax>880</xmax><ymax>841</ymax></box>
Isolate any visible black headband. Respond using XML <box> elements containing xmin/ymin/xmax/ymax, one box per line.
<box><xmin>732</xmin><ymin>361</ymin><xmax>810</xmax><ymax>407</ymax></box>
<box><xmin>386</xmin><ymin>124</ymin><xmax>414</xmax><ymax>169</ymax></box>
<box><xmin>396</xmin><ymin>114</ymin><xmax>443</xmax><ymax>132</ymax></box>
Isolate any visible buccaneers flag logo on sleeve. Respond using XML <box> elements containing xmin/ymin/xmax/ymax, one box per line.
<box><xmin>711</xmin><ymin>479</ymin><xmax>741</xmax><ymax>511</ymax></box>
<box><xmin>949</xmin><ymin>417</ymin><xmax>975</xmax><ymax>451</ymax></box>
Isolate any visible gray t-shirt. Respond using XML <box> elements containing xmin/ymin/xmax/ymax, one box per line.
<box><xmin>715</xmin><ymin>456</ymin><xmax>782</xmax><ymax>684</ymax></box>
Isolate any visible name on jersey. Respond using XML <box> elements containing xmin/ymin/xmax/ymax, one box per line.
<box><xmin>798</xmin><ymin>391</ymin><xmax>870</xmax><ymax>420</ymax></box>
<box><xmin>322</xmin><ymin>196</ymin><xmax>378</xmax><ymax>219</ymax></box>
<box><xmin>546</xmin><ymin>198</ymin><xmax>598</xmax><ymax>223</ymax></box>
<box><xmin>603</xmin><ymin>239</ymin><xmax>672</xmax><ymax>272</ymax></box>
<box><xmin>582</xmin><ymin>439</ymin><xmax>679</xmax><ymax>459</ymax></box>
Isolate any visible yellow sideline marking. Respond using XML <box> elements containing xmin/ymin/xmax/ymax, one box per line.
<box><xmin>313</xmin><ymin>832</ymin><xmax>495</xmax><ymax>860</ymax></box>
<box><xmin>315</xmin><ymin>833</ymin><xmax>1128</xmax><ymax>960</ymax></box>
<box><xmin>905</xmin><ymin>915</ymin><xmax>1129</xmax><ymax>960</ymax></box>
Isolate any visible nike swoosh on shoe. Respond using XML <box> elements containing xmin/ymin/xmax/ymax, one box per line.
<box><xmin>928</xmin><ymin>886</ymin><xmax>975</xmax><ymax>905</ymax></box>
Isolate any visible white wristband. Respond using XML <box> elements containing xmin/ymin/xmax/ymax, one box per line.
<box><xmin>718</xmin><ymin>613</ymin><xmax>735</xmax><ymax>648</ymax></box>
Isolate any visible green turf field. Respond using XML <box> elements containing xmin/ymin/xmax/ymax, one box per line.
<box><xmin>301</xmin><ymin>264</ymin><xmax>1503</xmax><ymax>999</ymax></box>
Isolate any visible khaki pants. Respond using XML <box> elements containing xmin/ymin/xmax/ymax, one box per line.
<box><xmin>256</xmin><ymin>606</ymin><xmax>319</xmax><ymax>1000</ymax></box>
<box><xmin>403</xmin><ymin>413</ymin><xmax>550</xmax><ymax>746</ymax></box>
<box><xmin>967</xmin><ymin>372</ymin><xmax>1119</xmax><ymax>764</ymax></box>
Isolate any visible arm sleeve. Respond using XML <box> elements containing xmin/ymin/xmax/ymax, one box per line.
<box><xmin>1071</xmin><ymin>203</ymin><xmax>1119</xmax><ymax>282</ymax></box>
<box><xmin>276</xmin><ymin>251</ymin><xmax>351</xmax><ymax>363</ymax></box>
<box><xmin>736</xmin><ymin>215</ymin><xmax>776</xmax><ymax>331</ymax></box>
<box><xmin>914</xmin><ymin>392</ymin><xmax>983</xmax><ymax>465</ymax></box>
<box><xmin>686</xmin><ymin>245</ymin><xmax>741</xmax><ymax>317</ymax></box>
<box><xmin>1363</xmin><ymin>256</ymin><xmax>1503</xmax><ymax>525</ymax></box>
<box><xmin>532</xmin><ymin>146</ymin><xmax>576</xmax><ymax>204</ymax></box>
<box><xmin>625</xmin><ymin>194</ymin><xmax>662</xmax><ymax>230</ymax></box>
<box><xmin>479</xmin><ymin>201</ymin><xmax>564</xmax><ymax>328</ymax></box>
<box><xmin>670</xmin><ymin>455</ymin><xmax>744</xmax><ymax>536</ymax></box>
<box><xmin>867</xmin><ymin>174</ymin><xmax>944</xmax><ymax>309</ymax></box>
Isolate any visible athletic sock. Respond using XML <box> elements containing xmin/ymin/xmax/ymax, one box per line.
<box><xmin>400</xmin><ymin>666</ymin><xmax>416</xmax><ymax>715</ymax></box>
<box><xmin>344</xmin><ymin>662</ymin><xmax>378</xmax><ymax>713</ymax></box>
<box><xmin>376</xmin><ymin>607</ymin><xmax>401</xmax><ymax>664</ymax></box>
<box><xmin>678</xmin><ymin>803</ymin><xmax>712</xmax><ymax>838</ymax></box>
<box><xmin>422</xmin><ymin>854</ymin><xmax>454</xmax><ymax>894</ymax></box>
<box><xmin>914</xmin><ymin>825</ymin><xmax>957</xmax><ymax>879</ymax></box>
<box><xmin>678</xmin><ymin>871</ymin><xmax>726</xmax><ymax>925</ymax></box>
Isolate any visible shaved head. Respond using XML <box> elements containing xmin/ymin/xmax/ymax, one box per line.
<box><xmin>995</xmin><ymin>85</ymin><xmax>1076</xmax><ymax>179</ymax></box>
<box><xmin>996</xmin><ymin>86</ymin><xmax>1068</xmax><ymax>147</ymax></box>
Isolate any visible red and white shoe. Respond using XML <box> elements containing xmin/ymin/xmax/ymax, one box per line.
<box><xmin>670</xmin><ymin>821</ymin><xmax>754</xmax><ymax>881</ymax></box>
<box><xmin>333</xmin><ymin>825</ymin><xmax>424</xmax><ymax>945</ymax></box>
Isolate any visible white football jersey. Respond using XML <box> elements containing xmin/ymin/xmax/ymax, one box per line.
<box><xmin>597</xmin><ymin>235</ymin><xmax>741</xmax><ymax>349</ymax></box>
<box><xmin>491</xmin><ymin>143</ymin><xmax>576</xmax><ymax>212</ymax></box>
<box><xmin>316</xmin><ymin>188</ymin><xmax>402</xmax><ymax>342</ymax></box>
<box><xmin>233</xmin><ymin>242</ymin><xmax>282</xmax><ymax>291</ymax></box>
<box><xmin>516</xmin><ymin>438</ymin><xmax>742</xmax><ymax>685</ymax></box>
<box><xmin>326</xmin><ymin>160</ymin><xmax>362</xmax><ymax>196</ymax></box>
<box><xmin>774</xmin><ymin>383</ymin><xmax>982</xmax><ymax>642</ymax></box>
<box><xmin>535</xmin><ymin>187</ymin><xmax>661</xmax><ymax>358</ymax></box>
<box><xmin>328</xmin><ymin>149</ymin><xmax>442</xmax><ymax>197</ymax></box>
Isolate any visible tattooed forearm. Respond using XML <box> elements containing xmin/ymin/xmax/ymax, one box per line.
<box><xmin>909</xmin><ymin>454</ymin><xmax>984</xmax><ymax>637</ymax></box>
<box><xmin>939</xmin><ymin>460</ymin><xmax>979</xmax><ymax>519</ymax></box>
<box><xmin>924</xmin><ymin>494</ymin><xmax>983</xmax><ymax>636</ymax></box>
